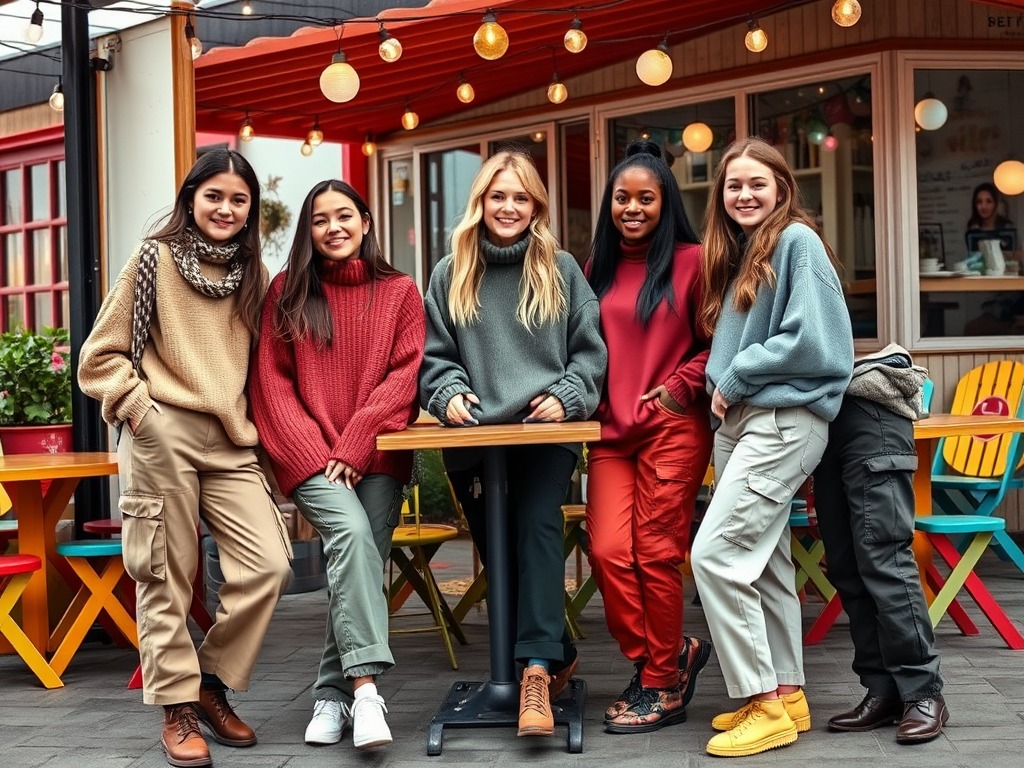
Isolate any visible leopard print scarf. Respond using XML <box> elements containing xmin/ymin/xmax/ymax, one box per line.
<box><xmin>130</xmin><ymin>228</ymin><xmax>242</xmax><ymax>370</ymax></box>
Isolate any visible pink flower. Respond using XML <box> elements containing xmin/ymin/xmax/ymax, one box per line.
<box><xmin>0</xmin><ymin>390</ymin><xmax>7</xmax><ymax>398</ymax></box>
<box><xmin>51</xmin><ymin>352</ymin><xmax>65</xmax><ymax>372</ymax></box>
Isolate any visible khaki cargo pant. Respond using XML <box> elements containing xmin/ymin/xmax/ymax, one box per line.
<box><xmin>118</xmin><ymin>401</ymin><xmax>293</xmax><ymax>705</ymax></box>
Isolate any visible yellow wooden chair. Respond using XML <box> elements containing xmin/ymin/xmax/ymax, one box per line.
<box><xmin>930</xmin><ymin>360</ymin><xmax>1024</xmax><ymax>574</ymax></box>
<box><xmin>387</xmin><ymin>486</ymin><xmax>467</xmax><ymax>670</ymax></box>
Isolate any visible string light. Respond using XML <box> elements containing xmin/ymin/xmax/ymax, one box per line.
<box><xmin>185</xmin><ymin>15</ymin><xmax>202</xmax><ymax>59</ymax></box>
<box><xmin>456</xmin><ymin>75</ymin><xmax>475</xmax><ymax>104</ymax></box>
<box><xmin>636</xmin><ymin>38</ymin><xmax>672</xmax><ymax>87</ymax></box>
<box><xmin>378</xmin><ymin>24</ymin><xmax>403</xmax><ymax>62</ymax></box>
<box><xmin>24</xmin><ymin>2</ymin><xmax>44</xmax><ymax>44</ymax></box>
<box><xmin>239</xmin><ymin>112</ymin><xmax>255</xmax><ymax>141</ymax></box>
<box><xmin>300</xmin><ymin>141</ymin><xmax>313</xmax><ymax>156</ymax></box>
<box><xmin>474</xmin><ymin>12</ymin><xmax>509</xmax><ymax>60</ymax></box>
<box><xmin>401</xmin><ymin>104</ymin><xmax>419</xmax><ymax>130</ymax></box>
<box><xmin>744</xmin><ymin>18</ymin><xmax>767</xmax><ymax>53</ymax></box>
<box><xmin>531</xmin><ymin>131</ymin><xmax>546</xmax><ymax>143</ymax></box>
<box><xmin>362</xmin><ymin>134</ymin><xmax>377</xmax><ymax>156</ymax></box>
<box><xmin>242</xmin><ymin>1</ymin><xmax>253</xmax><ymax>16</ymax></box>
<box><xmin>320</xmin><ymin>49</ymin><xmax>360</xmax><ymax>103</ymax></box>
<box><xmin>682</xmin><ymin>122</ymin><xmax>713</xmax><ymax>153</ymax></box>
<box><xmin>307</xmin><ymin>117</ymin><xmax>323</xmax><ymax>146</ymax></box>
<box><xmin>564</xmin><ymin>15</ymin><xmax>587</xmax><ymax>54</ymax></box>
<box><xmin>547</xmin><ymin>75</ymin><xmax>567</xmax><ymax>104</ymax></box>
<box><xmin>48</xmin><ymin>80</ymin><xmax>63</xmax><ymax>112</ymax></box>
<box><xmin>822</xmin><ymin>134</ymin><xmax>839</xmax><ymax>151</ymax></box>
<box><xmin>831</xmin><ymin>0</ymin><xmax>862</xmax><ymax>27</ymax></box>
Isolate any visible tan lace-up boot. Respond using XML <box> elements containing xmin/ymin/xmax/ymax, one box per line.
<box><xmin>518</xmin><ymin>665</ymin><xmax>555</xmax><ymax>736</ymax></box>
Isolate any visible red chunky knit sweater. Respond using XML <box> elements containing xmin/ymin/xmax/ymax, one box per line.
<box><xmin>249</xmin><ymin>258</ymin><xmax>425</xmax><ymax>497</ymax></box>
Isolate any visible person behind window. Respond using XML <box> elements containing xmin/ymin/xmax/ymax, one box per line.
<box><xmin>584</xmin><ymin>139</ymin><xmax>714</xmax><ymax>735</ymax></box>
<box><xmin>249</xmin><ymin>180</ymin><xmax>424</xmax><ymax>752</ymax></box>
<box><xmin>692</xmin><ymin>136</ymin><xmax>854</xmax><ymax>758</ymax></box>
<box><xmin>79</xmin><ymin>149</ymin><xmax>293</xmax><ymax>768</ymax></box>
<box><xmin>419</xmin><ymin>150</ymin><xmax>607</xmax><ymax>738</ymax></box>
<box><xmin>966</xmin><ymin>182</ymin><xmax>1013</xmax><ymax>233</ymax></box>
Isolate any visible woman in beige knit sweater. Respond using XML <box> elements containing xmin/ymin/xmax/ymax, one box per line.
<box><xmin>78</xmin><ymin>149</ymin><xmax>292</xmax><ymax>768</ymax></box>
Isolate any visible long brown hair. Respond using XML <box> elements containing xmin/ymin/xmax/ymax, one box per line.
<box><xmin>150</xmin><ymin>149</ymin><xmax>264</xmax><ymax>339</ymax></box>
<box><xmin>273</xmin><ymin>180</ymin><xmax>401</xmax><ymax>347</ymax></box>
<box><xmin>698</xmin><ymin>137</ymin><xmax>840</xmax><ymax>337</ymax></box>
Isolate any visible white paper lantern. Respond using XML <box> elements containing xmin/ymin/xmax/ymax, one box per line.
<box><xmin>636</xmin><ymin>45</ymin><xmax>672</xmax><ymax>87</ymax></box>
<box><xmin>994</xmin><ymin>159</ymin><xmax>1024</xmax><ymax>196</ymax></box>
<box><xmin>914</xmin><ymin>97</ymin><xmax>948</xmax><ymax>131</ymax></box>
<box><xmin>682</xmin><ymin>122</ymin><xmax>713</xmax><ymax>153</ymax></box>
<box><xmin>320</xmin><ymin>52</ymin><xmax>360</xmax><ymax>103</ymax></box>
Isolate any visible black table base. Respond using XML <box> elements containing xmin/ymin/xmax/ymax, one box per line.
<box><xmin>426</xmin><ymin>678</ymin><xmax>586</xmax><ymax>755</ymax></box>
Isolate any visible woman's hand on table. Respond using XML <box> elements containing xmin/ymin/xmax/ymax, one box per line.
<box><xmin>326</xmin><ymin>459</ymin><xmax>362</xmax><ymax>490</ymax></box>
<box><xmin>641</xmin><ymin>384</ymin><xmax>685</xmax><ymax>414</ymax></box>
<box><xmin>446</xmin><ymin>392</ymin><xmax>480</xmax><ymax>426</ymax></box>
<box><xmin>711</xmin><ymin>387</ymin><xmax>730</xmax><ymax>419</ymax></box>
<box><xmin>525</xmin><ymin>393</ymin><xmax>565</xmax><ymax>422</ymax></box>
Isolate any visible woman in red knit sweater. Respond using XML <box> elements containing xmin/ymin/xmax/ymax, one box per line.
<box><xmin>249</xmin><ymin>180</ymin><xmax>424</xmax><ymax>752</ymax></box>
<box><xmin>585</xmin><ymin>140</ymin><xmax>714</xmax><ymax>734</ymax></box>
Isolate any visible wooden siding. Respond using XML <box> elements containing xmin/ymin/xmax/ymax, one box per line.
<box><xmin>436</xmin><ymin>0</ymin><xmax>1018</xmax><ymax>126</ymax></box>
<box><xmin>0</xmin><ymin>103</ymin><xmax>63</xmax><ymax>140</ymax></box>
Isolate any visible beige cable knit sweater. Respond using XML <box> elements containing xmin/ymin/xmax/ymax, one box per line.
<box><xmin>79</xmin><ymin>242</ymin><xmax>267</xmax><ymax>447</ymax></box>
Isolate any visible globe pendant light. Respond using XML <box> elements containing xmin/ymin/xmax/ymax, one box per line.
<box><xmin>362</xmin><ymin>134</ymin><xmax>377</xmax><ymax>156</ymax></box>
<box><xmin>831</xmin><ymin>0</ymin><xmax>862</xmax><ymax>27</ymax></box>
<box><xmin>994</xmin><ymin>160</ymin><xmax>1024</xmax><ymax>196</ymax></box>
<box><xmin>744</xmin><ymin>19</ymin><xmax>767</xmax><ymax>53</ymax></box>
<box><xmin>473</xmin><ymin>13</ymin><xmax>508</xmax><ymax>60</ymax></box>
<box><xmin>914</xmin><ymin>93</ymin><xmax>947</xmax><ymax>131</ymax></box>
<box><xmin>402</xmin><ymin>105</ymin><xmax>419</xmax><ymax>130</ymax></box>
<box><xmin>636</xmin><ymin>39</ymin><xmax>672</xmax><ymax>87</ymax></box>
<box><xmin>564</xmin><ymin>16</ymin><xmax>587</xmax><ymax>54</ymax></box>
<box><xmin>320</xmin><ymin>50</ymin><xmax>360</xmax><ymax>103</ymax></box>
<box><xmin>378</xmin><ymin>25</ymin><xmax>403</xmax><ymax>63</ymax></box>
<box><xmin>682</xmin><ymin>122</ymin><xmax>713</xmax><ymax>153</ymax></box>
<box><xmin>457</xmin><ymin>76</ymin><xmax>475</xmax><ymax>104</ymax></box>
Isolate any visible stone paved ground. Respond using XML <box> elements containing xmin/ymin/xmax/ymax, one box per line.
<box><xmin>2</xmin><ymin>536</ymin><xmax>1023</xmax><ymax>767</ymax></box>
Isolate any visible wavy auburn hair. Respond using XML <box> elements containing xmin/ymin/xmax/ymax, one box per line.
<box><xmin>273</xmin><ymin>180</ymin><xmax>401</xmax><ymax>348</ymax></box>
<box><xmin>698</xmin><ymin>136</ymin><xmax>840</xmax><ymax>337</ymax></box>
<box><xmin>447</xmin><ymin>151</ymin><xmax>566</xmax><ymax>328</ymax></box>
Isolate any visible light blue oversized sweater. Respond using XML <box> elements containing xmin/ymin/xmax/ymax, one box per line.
<box><xmin>705</xmin><ymin>222</ymin><xmax>853</xmax><ymax>422</ymax></box>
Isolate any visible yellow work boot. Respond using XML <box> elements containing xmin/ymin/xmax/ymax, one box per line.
<box><xmin>518</xmin><ymin>665</ymin><xmax>554</xmax><ymax>737</ymax></box>
<box><xmin>711</xmin><ymin>688</ymin><xmax>810</xmax><ymax>733</ymax></box>
<box><xmin>706</xmin><ymin>698</ymin><xmax>799</xmax><ymax>757</ymax></box>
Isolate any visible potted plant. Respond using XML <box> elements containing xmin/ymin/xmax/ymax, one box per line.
<box><xmin>0</xmin><ymin>327</ymin><xmax>73</xmax><ymax>454</ymax></box>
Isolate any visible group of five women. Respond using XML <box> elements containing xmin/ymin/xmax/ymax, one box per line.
<box><xmin>79</xmin><ymin>133</ymin><xmax>853</xmax><ymax>767</ymax></box>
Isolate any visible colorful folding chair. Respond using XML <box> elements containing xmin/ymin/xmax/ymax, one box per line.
<box><xmin>562</xmin><ymin>504</ymin><xmax>597</xmax><ymax>640</ymax></box>
<box><xmin>0</xmin><ymin>554</ymin><xmax>63</xmax><ymax>688</ymax></box>
<box><xmin>930</xmin><ymin>361</ymin><xmax>1024</xmax><ymax>574</ymax></box>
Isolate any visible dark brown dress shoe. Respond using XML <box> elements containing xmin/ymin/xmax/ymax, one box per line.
<box><xmin>197</xmin><ymin>686</ymin><xmax>257</xmax><ymax>747</ymax></box>
<box><xmin>828</xmin><ymin>694</ymin><xmax>903</xmax><ymax>731</ymax></box>
<box><xmin>896</xmin><ymin>696</ymin><xmax>949</xmax><ymax>744</ymax></box>
<box><xmin>162</xmin><ymin>703</ymin><xmax>211</xmax><ymax>768</ymax></box>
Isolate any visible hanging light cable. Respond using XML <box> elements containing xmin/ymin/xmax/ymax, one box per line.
<box><xmin>547</xmin><ymin>50</ymin><xmax>567</xmax><ymax>104</ymax></box>
<box><xmin>564</xmin><ymin>14</ymin><xmax>587</xmax><ymax>54</ymax></box>
<box><xmin>914</xmin><ymin>71</ymin><xmax>947</xmax><ymax>131</ymax></box>
<box><xmin>185</xmin><ymin>14</ymin><xmax>203</xmax><ymax>60</ymax></box>
<box><xmin>378</xmin><ymin>24</ymin><xmax>403</xmax><ymax>62</ymax></box>
<box><xmin>456</xmin><ymin>73</ymin><xmax>475</xmax><ymax>104</ymax></box>
<box><xmin>320</xmin><ymin>26</ymin><xmax>360</xmax><ymax>103</ymax></box>
<box><xmin>24</xmin><ymin>2</ymin><xmax>44</xmax><ymax>44</ymax></box>
<box><xmin>474</xmin><ymin>11</ymin><xmax>509</xmax><ymax>60</ymax></box>
<box><xmin>831</xmin><ymin>0</ymin><xmax>862</xmax><ymax>27</ymax></box>
<box><xmin>636</xmin><ymin>36</ymin><xmax>672</xmax><ymax>87</ymax></box>
<box><xmin>744</xmin><ymin>18</ymin><xmax>768</xmax><ymax>53</ymax></box>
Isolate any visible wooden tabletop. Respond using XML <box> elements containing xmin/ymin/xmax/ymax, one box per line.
<box><xmin>913</xmin><ymin>413</ymin><xmax>1024</xmax><ymax>440</ymax></box>
<box><xmin>377</xmin><ymin>421</ymin><xmax>601</xmax><ymax>451</ymax></box>
<box><xmin>0</xmin><ymin>452</ymin><xmax>119</xmax><ymax>482</ymax></box>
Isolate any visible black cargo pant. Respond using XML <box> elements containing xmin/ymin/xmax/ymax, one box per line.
<box><xmin>813</xmin><ymin>395</ymin><xmax>943</xmax><ymax>701</ymax></box>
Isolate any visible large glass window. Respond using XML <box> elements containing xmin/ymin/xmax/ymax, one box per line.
<box><xmin>752</xmin><ymin>75</ymin><xmax>876</xmax><ymax>338</ymax></box>
<box><xmin>423</xmin><ymin>145</ymin><xmax>481</xmax><ymax>278</ymax></box>
<box><xmin>561</xmin><ymin>121</ymin><xmax>592</xmax><ymax>266</ymax></box>
<box><xmin>387</xmin><ymin>156</ymin><xmax>416</xmax><ymax>280</ymax></box>
<box><xmin>914</xmin><ymin>68</ymin><xmax>1024</xmax><ymax>338</ymax></box>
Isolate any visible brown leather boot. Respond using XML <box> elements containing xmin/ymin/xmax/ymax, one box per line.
<box><xmin>162</xmin><ymin>703</ymin><xmax>211</xmax><ymax>768</ymax></box>
<box><xmin>518</xmin><ymin>665</ymin><xmax>554</xmax><ymax>737</ymax></box>
<box><xmin>197</xmin><ymin>686</ymin><xmax>257</xmax><ymax>747</ymax></box>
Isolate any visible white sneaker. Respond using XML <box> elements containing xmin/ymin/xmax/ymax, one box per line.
<box><xmin>351</xmin><ymin>691</ymin><xmax>392</xmax><ymax>749</ymax></box>
<box><xmin>304</xmin><ymin>699</ymin><xmax>351</xmax><ymax>745</ymax></box>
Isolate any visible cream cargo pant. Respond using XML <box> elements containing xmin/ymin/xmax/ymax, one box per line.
<box><xmin>118</xmin><ymin>401</ymin><xmax>293</xmax><ymax>705</ymax></box>
<box><xmin>690</xmin><ymin>403</ymin><xmax>828</xmax><ymax>699</ymax></box>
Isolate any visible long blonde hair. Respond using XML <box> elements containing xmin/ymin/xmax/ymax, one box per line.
<box><xmin>698</xmin><ymin>137</ymin><xmax>840</xmax><ymax>337</ymax></box>
<box><xmin>447</xmin><ymin>151</ymin><xmax>566</xmax><ymax>328</ymax></box>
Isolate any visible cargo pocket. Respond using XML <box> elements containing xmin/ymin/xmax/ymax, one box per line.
<box><xmin>259</xmin><ymin>473</ymin><xmax>294</xmax><ymax>562</ymax></box>
<box><xmin>119</xmin><ymin>493</ymin><xmax>166</xmax><ymax>583</ymax></box>
<box><xmin>723</xmin><ymin>471</ymin><xmax>792</xmax><ymax>551</ymax></box>
<box><xmin>862</xmin><ymin>453</ymin><xmax>918</xmax><ymax>544</ymax></box>
<box><xmin>650</xmin><ymin>461</ymin><xmax>692</xmax><ymax>535</ymax></box>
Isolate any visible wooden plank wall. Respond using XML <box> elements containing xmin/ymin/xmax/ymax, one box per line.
<box><xmin>0</xmin><ymin>103</ymin><xmax>62</xmax><ymax>140</ymax></box>
<box><xmin>917</xmin><ymin>352</ymin><xmax>1024</xmax><ymax>529</ymax></box>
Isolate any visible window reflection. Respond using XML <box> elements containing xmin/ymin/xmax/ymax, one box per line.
<box><xmin>424</xmin><ymin>146</ymin><xmax>481</xmax><ymax>278</ymax></box>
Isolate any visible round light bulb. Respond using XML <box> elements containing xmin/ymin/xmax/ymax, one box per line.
<box><xmin>993</xmin><ymin>159</ymin><xmax>1024</xmax><ymax>196</ymax></box>
<box><xmin>682</xmin><ymin>122</ymin><xmax>713</xmax><ymax>153</ymax></box>
<box><xmin>242</xmin><ymin>1</ymin><xmax>253</xmax><ymax>16</ymax></box>
<box><xmin>457</xmin><ymin>80</ymin><xmax>475</xmax><ymax>104</ymax></box>
<box><xmin>190</xmin><ymin>36</ymin><xmax>203</xmax><ymax>60</ymax></box>
<box><xmin>362</xmin><ymin>140</ymin><xmax>377</xmax><ymax>157</ymax></box>
<box><xmin>307</xmin><ymin>126</ymin><xmax>323</xmax><ymax>146</ymax></box>
<box><xmin>831</xmin><ymin>0</ymin><xmax>862</xmax><ymax>27</ymax></box>
<box><xmin>320</xmin><ymin>52</ymin><xmax>360</xmax><ymax>103</ymax></box>
<box><xmin>745</xmin><ymin>25</ymin><xmax>768</xmax><ymax>53</ymax></box>
<box><xmin>474</xmin><ymin>14</ymin><xmax>509</xmax><ymax>60</ymax></box>
<box><xmin>822</xmin><ymin>134</ymin><xmax>839</xmax><ymax>152</ymax></box>
<box><xmin>564</xmin><ymin>20</ymin><xmax>587</xmax><ymax>54</ymax></box>
<box><xmin>24</xmin><ymin>8</ymin><xmax>44</xmax><ymax>44</ymax></box>
<box><xmin>48</xmin><ymin>84</ymin><xmax>64</xmax><ymax>112</ymax></box>
<box><xmin>547</xmin><ymin>80</ymin><xmax>568</xmax><ymax>105</ymax></box>
<box><xmin>531</xmin><ymin>131</ymin><xmax>546</xmax><ymax>143</ymax></box>
<box><xmin>239</xmin><ymin>118</ymin><xmax>255</xmax><ymax>141</ymax></box>
<box><xmin>300</xmin><ymin>141</ymin><xmax>313</xmax><ymax>157</ymax></box>
<box><xmin>636</xmin><ymin>45</ymin><xmax>672</xmax><ymax>87</ymax></box>
<box><xmin>402</xmin><ymin>108</ymin><xmax>419</xmax><ymax>130</ymax></box>
<box><xmin>378</xmin><ymin>35</ymin><xmax>403</xmax><ymax>63</ymax></box>
<box><xmin>914</xmin><ymin>96</ymin><xmax>948</xmax><ymax>131</ymax></box>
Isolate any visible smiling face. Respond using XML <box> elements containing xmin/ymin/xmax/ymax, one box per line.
<box><xmin>723</xmin><ymin>155</ymin><xmax>781</xmax><ymax>236</ymax></box>
<box><xmin>310</xmin><ymin>189</ymin><xmax>370</xmax><ymax>261</ymax></box>
<box><xmin>482</xmin><ymin>169</ymin><xmax>536</xmax><ymax>247</ymax></box>
<box><xmin>611</xmin><ymin>166</ymin><xmax>663</xmax><ymax>244</ymax></box>
<box><xmin>190</xmin><ymin>171</ymin><xmax>252</xmax><ymax>245</ymax></box>
<box><xmin>974</xmin><ymin>189</ymin><xmax>997</xmax><ymax>226</ymax></box>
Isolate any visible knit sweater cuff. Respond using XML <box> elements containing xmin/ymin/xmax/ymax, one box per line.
<box><xmin>716</xmin><ymin>368</ymin><xmax>753</xmax><ymax>404</ymax></box>
<box><xmin>428</xmin><ymin>382</ymin><xmax>471</xmax><ymax>423</ymax></box>
<box><xmin>120</xmin><ymin>387</ymin><xmax>155</xmax><ymax>428</ymax></box>
<box><xmin>549</xmin><ymin>382</ymin><xmax>586</xmax><ymax>421</ymax></box>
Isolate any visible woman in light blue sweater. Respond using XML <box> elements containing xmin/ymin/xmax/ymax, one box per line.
<box><xmin>691</xmin><ymin>137</ymin><xmax>853</xmax><ymax>758</ymax></box>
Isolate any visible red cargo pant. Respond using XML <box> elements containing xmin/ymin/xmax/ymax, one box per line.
<box><xmin>587</xmin><ymin>402</ymin><xmax>712</xmax><ymax>688</ymax></box>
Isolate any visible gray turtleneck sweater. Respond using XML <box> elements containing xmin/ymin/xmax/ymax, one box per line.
<box><xmin>419</xmin><ymin>234</ymin><xmax>607</xmax><ymax>452</ymax></box>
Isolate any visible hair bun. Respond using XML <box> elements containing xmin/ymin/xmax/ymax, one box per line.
<box><xmin>625</xmin><ymin>139</ymin><xmax>662</xmax><ymax>161</ymax></box>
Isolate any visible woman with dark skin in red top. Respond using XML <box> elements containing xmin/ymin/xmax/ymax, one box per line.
<box><xmin>585</xmin><ymin>140</ymin><xmax>714</xmax><ymax>734</ymax></box>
